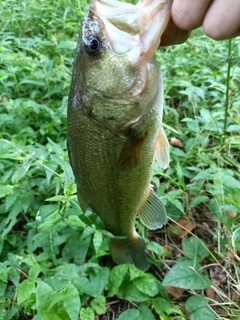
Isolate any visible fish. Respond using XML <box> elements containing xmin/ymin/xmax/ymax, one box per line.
<box><xmin>67</xmin><ymin>0</ymin><xmax>171</xmax><ymax>271</ymax></box>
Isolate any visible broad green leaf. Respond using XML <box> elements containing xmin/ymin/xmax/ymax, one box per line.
<box><xmin>2</xmin><ymin>202</ymin><xmax>22</xmax><ymax>238</ymax></box>
<box><xmin>171</xmin><ymin>148</ymin><xmax>186</xmax><ymax>158</ymax></box>
<box><xmin>118</xmin><ymin>282</ymin><xmax>149</xmax><ymax>302</ymax></box>
<box><xmin>73</xmin><ymin>277</ymin><xmax>94</xmax><ymax>296</ymax></box>
<box><xmin>220</xmin><ymin>204</ymin><xmax>240</xmax><ymax>213</ymax></box>
<box><xmin>220</xmin><ymin>175</ymin><xmax>240</xmax><ymax>189</ymax></box>
<box><xmin>48</xmin><ymin>292</ymin><xmax>64</xmax><ymax>310</ymax></box>
<box><xmin>162</xmin><ymin>260</ymin><xmax>212</xmax><ymax>290</ymax></box>
<box><xmin>36</xmin><ymin>281</ymin><xmax>64</xmax><ymax>320</ymax></box>
<box><xmin>80</xmin><ymin>307</ymin><xmax>94</xmax><ymax>320</ymax></box>
<box><xmin>66</xmin><ymin>215</ymin><xmax>86</xmax><ymax>229</ymax></box>
<box><xmin>37</xmin><ymin>204</ymin><xmax>57</xmax><ymax>220</ymax></box>
<box><xmin>146</xmin><ymin>242</ymin><xmax>165</xmax><ymax>255</ymax></box>
<box><xmin>19</xmin><ymin>79</ymin><xmax>45</xmax><ymax>86</ymax></box>
<box><xmin>182</xmin><ymin>237</ymin><xmax>209</xmax><ymax>260</ymax></box>
<box><xmin>0</xmin><ymin>264</ymin><xmax>7</xmax><ymax>282</ymax></box>
<box><xmin>0</xmin><ymin>239</ymin><xmax>2</xmax><ymax>256</ymax></box>
<box><xmin>116</xmin><ymin>308</ymin><xmax>140</xmax><ymax>320</ymax></box>
<box><xmin>80</xmin><ymin>225</ymin><xmax>96</xmax><ymax>239</ymax></box>
<box><xmin>152</xmin><ymin>297</ymin><xmax>171</xmax><ymax>317</ymax></box>
<box><xmin>227</xmin><ymin>124</ymin><xmax>240</xmax><ymax>132</ymax></box>
<box><xmin>0</xmin><ymin>304</ymin><xmax>6</xmax><ymax>320</ymax></box>
<box><xmin>93</xmin><ymin>230</ymin><xmax>103</xmax><ymax>254</ymax></box>
<box><xmin>17</xmin><ymin>279</ymin><xmax>35</xmax><ymax>305</ymax></box>
<box><xmin>8</xmin><ymin>267</ymin><xmax>20</xmax><ymax>287</ymax></box>
<box><xmin>190</xmin><ymin>307</ymin><xmax>216</xmax><ymax>320</ymax></box>
<box><xmin>11</xmin><ymin>163</ymin><xmax>30</xmax><ymax>183</ymax></box>
<box><xmin>46</xmin><ymin>275</ymin><xmax>69</xmax><ymax>292</ymax></box>
<box><xmin>37</xmin><ymin>210</ymin><xmax>60</xmax><ymax>230</ymax></box>
<box><xmin>192</xmin><ymin>168</ymin><xmax>217</xmax><ymax>181</ymax></box>
<box><xmin>133</xmin><ymin>274</ymin><xmax>159</xmax><ymax>297</ymax></box>
<box><xmin>89</xmin><ymin>267</ymin><xmax>109</xmax><ymax>297</ymax></box>
<box><xmin>200</xmin><ymin>108</ymin><xmax>210</xmax><ymax>121</ymax></box>
<box><xmin>167</xmin><ymin>197</ymin><xmax>184</xmax><ymax>213</ymax></box>
<box><xmin>0</xmin><ymin>280</ymin><xmax>7</xmax><ymax>298</ymax></box>
<box><xmin>7</xmin><ymin>253</ymin><xmax>20</xmax><ymax>268</ymax></box>
<box><xmin>63</xmin><ymin>283</ymin><xmax>81</xmax><ymax>320</ymax></box>
<box><xmin>6</xmin><ymin>305</ymin><xmax>22</xmax><ymax>319</ymax></box>
<box><xmin>185</xmin><ymin>295</ymin><xmax>208</xmax><ymax>312</ymax></box>
<box><xmin>0</xmin><ymin>185</ymin><xmax>14</xmax><ymax>198</ymax></box>
<box><xmin>138</xmin><ymin>305</ymin><xmax>155</xmax><ymax>320</ymax></box>
<box><xmin>55</xmin><ymin>263</ymin><xmax>96</xmax><ymax>280</ymax></box>
<box><xmin>45</xmin><ymin>195</ymin><xmax>65</xmax><ymax>202</ymax></box>
<box><xmin>165</xmin><ymin>202</ymin><xmax>183</xmax><ymax>221</ymax></box>
<box><xmin>156</xmin><ymin>282</ymin><xmax>170</xmax><ymax>300</ymax></box>
<box><xmin>108</xmin><ymin>264</ymin><xmax>128</xmax><ymax>297</ymax></box>
<box><xmin>181</xmin><ymin>118</ymin><xmax>198</xmax><ymax>132</ymax></box>
<box><xmin>62</xmin><ymin>234</ymin><xmax>91</xmax><ymax>265</ymax></box>
<box><xmin>28</xmin><ymin>264</ymin><xmax>41</xmax><ymax>280</ymax></box>
<box><xmin>166</xmin><ymin>306</ymin><xmax>184</xmax><ymax>316</ymax></box>
<box><xmin>189</xmin><ymin>196</ymin><xmax>209</xmax><ymax>209</ymax></box>
<box><xmin>209</xmin><ymin>198</ymin><xmax>221</xmax><ymax>220</ymax></box>
<box><xmin>129</xmin><ymin>264</ymin><xmax>145</xmax><ymax>281</ymax></box>
<box><xmin>90</xmin><ymin>295</ymin><xmax>106</xmax><ymax>315</ymax></box>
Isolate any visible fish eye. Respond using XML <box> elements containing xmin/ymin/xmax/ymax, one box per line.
<box><xmin>84</xmin><ymin>36</ymin><xmax>101</xmax><ymax>55</ymax></box>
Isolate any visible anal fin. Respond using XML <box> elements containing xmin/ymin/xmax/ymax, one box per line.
<box><xmin>138</xmin><ymin>189</ymin><xmax>167</xmax><ymax>230</ymax></box>
<box><xmin>155</xmin><ymin>127</ymin><xmax>170</xmax><ymax>169</ymax></box>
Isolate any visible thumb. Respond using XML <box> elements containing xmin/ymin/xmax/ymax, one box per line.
<box><xmin>160</xmin><ymin>18</ymin><xmax>191</xmax><ymax>46</ymax></box>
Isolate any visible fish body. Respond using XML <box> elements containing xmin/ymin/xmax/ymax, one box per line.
<box><xmin>67</xmin><ymin>0</ymin><xmax>171</xmax><ymax>270</ymax></box>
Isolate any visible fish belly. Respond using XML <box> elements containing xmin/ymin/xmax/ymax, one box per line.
<box><xmin>67</xmin><ymin>106</ymin><xmax>160</xmax><ymax>238</ymax></box>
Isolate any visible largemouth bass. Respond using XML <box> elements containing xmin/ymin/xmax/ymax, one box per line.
<box><xmin>67</xmin><ymin>0</ymin><xmax>171</xmax><ymax>271</ymax></box>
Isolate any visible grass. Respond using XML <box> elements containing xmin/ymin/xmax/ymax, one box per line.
<box><xmin>0</xmin><ymin>0</ymin><xmax>240</xmax><ymax>319</ymax></box>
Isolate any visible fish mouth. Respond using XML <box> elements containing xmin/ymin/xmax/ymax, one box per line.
<box><xmin>92</xmin><ymin>0</ymin><xmax>173</xmax><ymax>59</ymax></box>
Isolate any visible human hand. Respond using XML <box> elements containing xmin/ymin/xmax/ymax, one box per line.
<box><xmin>161</xmin><ymin>0</ymin><xmax>240</xmax><ymax>46</ymax></box>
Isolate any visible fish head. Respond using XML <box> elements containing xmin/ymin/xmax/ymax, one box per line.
<box><xmin>72</xmin><ymin>0</ymin><xmax>172</xmax><ymax>125</ymax></box>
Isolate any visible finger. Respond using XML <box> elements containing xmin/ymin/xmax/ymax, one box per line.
<box><xmin>172</xmin><ymin>0</ymin><xmax>213</xmax><ymax>30</ymax></box>
<box><xmin>160</xmin><ymin>18</ymin><xmax>191</xmax><ymax>46</ymax></box>
<box><xmin>203</xmin><ymin>0</ymin><xmax>240</xmax><ymax>40</ymax></box>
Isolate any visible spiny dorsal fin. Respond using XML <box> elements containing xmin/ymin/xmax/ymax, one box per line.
<box><xmin>138</xmin><ymin>189</ymin><xmax>167</xmax><ymax>230</ymax></box>
<box><xmin>155</xmin><ymin>127</ymin><xmax>170</xmax><ymax>170</ymax></box>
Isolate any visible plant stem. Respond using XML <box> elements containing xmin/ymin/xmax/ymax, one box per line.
<box><xmin>223</xmin><ymin>39</ymin><xmax>232</xmax><ymax>137</ymax></box>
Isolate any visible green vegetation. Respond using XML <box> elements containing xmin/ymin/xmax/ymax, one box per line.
<box><xmin>0</xmin><ymin>0</ymin><xmax>240</xmax><ymax>319</ymax></box>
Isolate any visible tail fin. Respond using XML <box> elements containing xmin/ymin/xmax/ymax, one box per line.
<box><xmin>110</xmin><ymin>235</ymin><xmax>149</xmax><ymax>271</ymax></box>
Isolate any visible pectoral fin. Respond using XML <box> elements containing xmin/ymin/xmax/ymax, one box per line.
<box><xmin>118</xmin><ymin>134</ymin><xmax>146</xmax><ymax>170</ymax></box>
<box><xmin>155</xmin><ymin>127</ymin><xmax>170</xmax><ymax>170</ymax></box>
<box><xmin>138</xmin><ymin>189</ymin><xmax>167</xmax><ymax>230</ymax></box>
<box><xmin>77</xmin><ymin>187</ymin><xmax>89</xmax><ymax>213</ymax></box>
